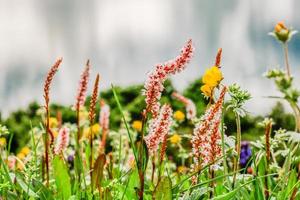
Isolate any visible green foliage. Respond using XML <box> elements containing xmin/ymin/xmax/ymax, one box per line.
<box><xmin>52</xmin><ymin>156</ymin><xmax>71</xmax><ymax>200</ymax></box>
<box><xmin>227</xmin><ymin>83</ymin><xmax>251</xmax><ymax>117</ymax></box>
<box><xmin>2</xmin><ymin>22</ymin><xmax>300</xmax><ymax>199</ymax></box>
<box><xmin>154</xmin><ymin>177</ymin><xmax>172</xmax><ymax>200</ymax></box>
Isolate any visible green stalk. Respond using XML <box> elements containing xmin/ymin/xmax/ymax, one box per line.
<box><xmin>232</xmin><ymin>113</ymin><xmax>241</xmax><ymax>188</ymax></box>
<box><xmin>30</xmin><ymin>122</ymin><xmax>38</xmax><ymax>178</ymax></box>
<box><xmin>118</xmin><ymin>132</ymin><xmax>122</xmax><ymax>178</ymax></box>
<box><xmin>283</xmin><ymin>43</ymin><xmax>291</xmax><ymax>78</ymax></box>
<box><xmin>289</xmin><ymin>101</ymin><xmax>300</xmax><ymax>132</ymax></box>
<box><xmin>220</xmin><ymin>107</ymin><xmax>230</xmax><ymax>188</ymax></box>
<box><xmin>264</xmin><ymin>121</ymin><xmax>272</xmax><ymax>199</ymax></box>
<box><xmin>138</xmin><ymin>111</ymin><xmax>147</xmax><ymax>200</ymax></box>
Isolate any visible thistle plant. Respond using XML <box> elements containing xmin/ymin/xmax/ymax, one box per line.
<box><xmin>266</xmin><ymin>22</ymin><xmax>300</xmax><ymax>132</ymax></box>
<box><xmin>227</xmin><ymin>83</ymin><xmax>251</xmax><ymax>188</ymax></box>
<box><xmin>269</xmin><ymin>22</ymin><xmax>298</xmax><ymax>77</ymax></box>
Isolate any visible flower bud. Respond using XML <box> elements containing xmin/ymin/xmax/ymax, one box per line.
<box><xmin>270</xmin><ymin>21</ymin><xmax>297</xmax><ymax>43</ymax></box>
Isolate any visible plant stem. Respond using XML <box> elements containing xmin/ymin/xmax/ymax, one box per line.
<box><xmin>232</xmin><ymin>113</ymin><xmax>241</xmax><ymax>188</ymax></box>
<box><xmin>101</xmin><ymin>128</ymin><xmax>108</xmax><ymax>152</ymax></box>
<box><xmin>75</xmin><ymin>110</ymin><xmax>82</xmax><ymax>183</ymax></box>
<box><xmin>89</xmin><ymin>126</ymin><xmax>94</xmax><ymax>194</ymax></box>
<box><xmin>151</xmin><ymin>156</ymin><xmax>155</xmax><ymax>182</ymax></box>
<box><xmin>138</xmin><ymin>111</ymin><xmax>147</xmax><ymax>200</ymax></box>
<box><xmin>283</xmin><ymin>43</ymin><xmax>291</xmax><ymax>78</ymax></box>
<box><xmin>264</xmin><ymin>121</ymin><xmax>272</xmax><ymax>199</ymax></box>
<box><xmin>290</xmin><ymin>164</ymin><xmax>300</xmax><ymax>200</ymax></box>
<box><xmin>45</xmin><ymin>108</ymin><xmax>50</xmax><ymax>186</ymax></box>
<box><xmin>220</xmin><ymin>107</ymin><xmax>230</xmax><ymax>188</ymax></box>
<box><xmin>289</xmin><ymin>101</ymin><xmax>300</xmax><ymax>132</ymax></box>
<box><xmin>209</xmin><ymin>167</ymin><xmax>215</xmax><ymax>198</ymax></box>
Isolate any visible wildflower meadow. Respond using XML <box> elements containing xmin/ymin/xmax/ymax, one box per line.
<box><xmin>1</xmin><ymin>22</ymin><xmax>300</xmax><ymax>200</ymax></box>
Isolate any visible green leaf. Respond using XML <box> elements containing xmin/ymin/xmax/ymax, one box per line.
<box><xmin>52</xmin><ymin>155</ymin><xmax>72</xmax><ymax>200</ymax></box>
<box><xmin>182</xmin><ymin>188</ymin><xmax>207</xmax><ymax>200</ymax></box>
<box><xmin>154</xmin><ymin>176</ymin><xmax>172</xmax><ymax>200</ymax></box>
<box><xmin>112</xmin><ymin>85</ymin><xmax>138</xmax><ymax>166</ymax></box>
<box><xmin>92</xmin><ymin>154</ymin><xmax>106</xmax><ymax>189</ymax></box>
<box><xmin>15</xmin><ymin>173</ymin><xmax>39</xmax><ymax>198</ymax></box>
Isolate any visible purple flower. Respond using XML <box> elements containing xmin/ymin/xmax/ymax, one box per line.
<box><xmin>240</xmin><ymin>141</ymin><xmax>252</xmax><ymax>168</ymax></box>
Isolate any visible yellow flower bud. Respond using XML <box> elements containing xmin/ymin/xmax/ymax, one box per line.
<box><xmin>17</xmin><ymin>153</ymin><xmax>26</xmax><ymax>160</ymax></box>
<box><xmin>20</xmin><ymin>147</ymin><xmax>30</xmax><ymax>156</ymax></box>
<box><xmin>92</xmin><ymin>124</ymin><xmax>101</xmax><ymax>135</ymax></box>
<box><xmin>132</xmin><ymin>120</ymin><xmax>142</xmax><ymax>132</ymax></box>
<box><xmin>83</xmin><ymin>127</ymin><xmax>90</xmax><ymax>139</ymax></box>
<box><xmin>173</xmin><ymin>111</ymin><xmax>185</xmax><ymax>122</ymax></box>
<box><xmin>177</xmin><ymin>165</ymin><xmax>187</xmax><ymax>174</ymax></box>
<box><xmin>0</xmin><ymin>137</ymin><xmax>6</xmax><ymax>147</ymax></box>
<box><xmin>170</xmin><ymin>134</ymin><xmax>182</xmax><ymax>144</ymax></box>
<box><xmin>273</xmin><ymin>21</ymin><xmax>292</xmax><ymax>43</ymax></box>
<box><xmin>49</xmin><ymin>117</ymin><xmax>58</xmax><ymax>128</ymax></box>
<box><xmin>53</xmin><ymin>130</ymin><xmax>59</xmax><ymax>138</ymax></box>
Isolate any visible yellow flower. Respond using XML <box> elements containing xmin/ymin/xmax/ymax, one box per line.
<box><xmin>17</xmin><ymin>162</ymin><xmax>24</xmax><ymax>170</ymax></box>
<box><xmin>200</xmin><ymin>84</ymin><xmax>213</xmax><ymax>97</ymax></box>
<box><xmin>49</xmin><ymin>117</ymin><xmax>58</xmax><ymax>128</ymax></box>
<box><xmin>0</xmin><ymin>137</ymin><xmax>6</xmax><ymax>147</ymax></box>
<box><xmin>177</xmin><ymin>165</ymin><xmax>187</xmax><ymax>174</ymax></box>
<box><xmin>132</xmin><ymin>120</ymin><xmax>142</xmax><ymax>132</ymax></box>
<box><xmin>20</xmin><ymin>147</ymin><xmax>30</xmax><ymax>156</ymax></box>
<box><xmin>274</xmin><ymin>21</ymin><xmax>287</xmax><ymax>33</ymax></box>
<box><xmin>170</xmin><ymin>134</ymin><xmax>182</xmax><ymax>144</ymax></box>
<box><xmin>173</xmin><ymin>111</ymin><xmax>185</xmax><ymax>121</ymax></box>
<box><xmin>92</xmin><ymin>124</ymin><xmax>101</xmax><ymax>135</ymax></box>
<box><xmin>201</xmin><ymin>66</ymin><xmax>223</xmax><ymax>98</ymax></box>
<box><xmin>53</xmin><ymin>130</ymin><xmax>59</xmax><ymax>138</ymax></box>
<box><xmin>17</xmin><ymin>153</ymin><xmax>26</xmax><ymax>160</ymax></box>
<box><xmin>83</xmin><ymin>126</ymin><xmax>98</xmax><ymax>139</ymax></box>
<box><xmin>83</xmin><ymin>127</ymin><xmax>90</xmax><ymax>139</ymax></box>
<box><xmin>202</xmin><ymin>66</ymin><xmax>223</xmax><ymax>87</ymax></box>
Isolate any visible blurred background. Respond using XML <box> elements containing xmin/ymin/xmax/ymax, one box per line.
<box><xmin>1</xmin><ymin>0</ymin><xmax>300</xmax><ymax>116</ymax></box>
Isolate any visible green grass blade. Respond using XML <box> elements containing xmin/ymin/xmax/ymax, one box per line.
<box><xmin>112</xmin><ymin>85</ymin><xmax>138</xmax><ymax>165</ymax></box>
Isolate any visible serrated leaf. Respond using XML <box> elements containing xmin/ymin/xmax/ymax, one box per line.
<box><xmin>287</xmin><ymin>131</ymin><xmax>300</xmax><ymax>143</ymax></box>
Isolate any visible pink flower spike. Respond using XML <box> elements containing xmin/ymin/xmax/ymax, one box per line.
<box><xmin>191</xmin><ymin>86</ymin><xmax>226</xmax><ymax>170</ymax></box>
<box><xmin>54</xmin><ymin>127</ymin><xmax>70</xmax><ymax>155</ymax></box>
<box><xmin>145</xmin><ymin>104</ymin><xmax>173</xmax><ymax>155</ymax></box>
<box><xmin>143</xmin><ymin>39</ymin><xmax>194</xmax><ymax>117</ymax></box>
<box><xmin>75</xmin><ymin>60</ymin><xmax>90</xmax><ymax>110</ymax></box>
<box><xmin>99</xmin><ymin>100</ymin><xmax>110</xmax><ymax>131</ymax></box>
